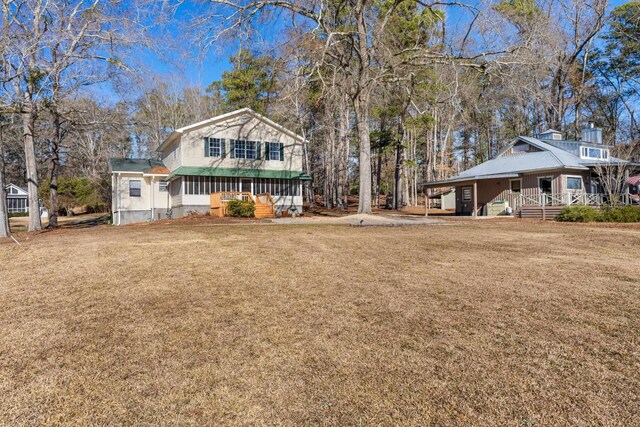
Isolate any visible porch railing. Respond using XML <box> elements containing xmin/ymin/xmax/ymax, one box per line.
<box><xmin>218</xmin><ymin>191</ymin><xmax>254</xmax><ymax>203</ymax></box>
<box><xmin>505</xmin><ymin>192</ymin><xmax>608</xmax><ymax>209</ymax></box>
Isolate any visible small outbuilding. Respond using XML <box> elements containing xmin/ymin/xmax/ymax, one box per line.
<box><xmin>5</xmin><ymin>183</ymin><xmax>29</xmax><ymax>214</ymax></box>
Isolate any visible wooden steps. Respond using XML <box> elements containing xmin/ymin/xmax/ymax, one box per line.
<box><xmin>516</xmin><ymin>205</ymin><xmax>565</xmax><ymax>220</ymax></box>
<box><xmin>254</xmin><ymin>203</ymin><xmax>275</xmax><ymax>219</ymax></box>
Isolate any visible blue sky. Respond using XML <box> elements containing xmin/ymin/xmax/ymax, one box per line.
<box><xmin>99</xmin><ymin>0</ymin><xmax>630</xmax><ymax>102</ymax></box>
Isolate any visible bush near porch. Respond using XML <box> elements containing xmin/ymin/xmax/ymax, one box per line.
<box><xmin>226</xmin><ymin>199</ymin><xmax>255</xmax><ymax>217</ymax></box>
<box><xmin>556</xmin><ymin>205</ymin><xmax>640</xmax><ymax>223</ymax></box>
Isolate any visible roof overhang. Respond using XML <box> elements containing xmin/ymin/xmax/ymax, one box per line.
<box><xmin>420</xmin><ymin>173</ymin><xmax>520</xmax><ymax>188</ymax></box>
<box><xmin>420</xmin><ymin>164</ymin><xmax>592</xmax><ymax>188</ymax></box>
<box><xmin>111</xmin><ymin>170</ymin><xmax>144</xmax><ymax>175</ymax></box>
<box><xmin>167</xmin><ymin>166</ymin><xmax>312</xmax><ymax>181</ymax></box>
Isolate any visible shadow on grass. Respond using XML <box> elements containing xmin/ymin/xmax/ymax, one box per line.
<box><xmin>58</xmin><ymin>214</ymin><xmax>111</xmax><ymax>229</ymax></box>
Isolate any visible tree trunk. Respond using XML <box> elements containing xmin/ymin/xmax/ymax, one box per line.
<box><xmin>353</xmin><ymin>0</ymin><xmax>372</xmax><ymax>215</ymax></box>
<box><xmin>394</xmin><ymin>142</ymin><xmax>401</xmax><ymax>210</ymax></box>
<box><xmin>0</xmin><ymin>124</ymin><xmax>10</xmax><ymax>238</ymax></box>
<box><xmin>301</xmin><ymin>129</ymin><xmax>315</xmax><ymax>207</ymax></box>
<box><xmin>375</xmin><ymin>146</ymin><xmax>382</xmax><ymax>208</ymax></box>
<box><xmin>402</xmin><ymin>138</ymin><xmax>410</xmax><ymax>207</ymax></box>
<box><xmin>354</xmin><ymin>93</ymin><xmax>372</xmax><ymax>214</ymax></box>
<box><xmin>337</xmin><ymin>96</ymin><xmax>349</xmax><ymax>210</ymax></box>
<box><xmin>48</xmin><ymin>109</ymin><xmax>62</xmax><ymax>228</ymax></box>
<box><xmin>22</xmin><ymin>106</ymin><xmax>42</xmax><ymax>232</ymax></box>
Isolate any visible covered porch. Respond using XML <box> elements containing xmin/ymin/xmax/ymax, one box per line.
<box><xmin>422</xmin><ymin>172</ymin><xmax>637</xmax><ymax>218</ymax></box>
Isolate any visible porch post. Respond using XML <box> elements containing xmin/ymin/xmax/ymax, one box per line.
<box><xmin>151</xmin><ymin>176</ymin><xmax>155</xmax><ymax>221</ymax></box>
<box><xmin>624</xmin><ymin>169</ymin><xmax>630</xmax><ymax>205</ymax></box>
<box><xmin>424</xmin><ymin>193</ymin><xmax>428</xmax><ymax>217</ymax></box>
<box><xmin>473</xmin><ymin>181</ymin><xmax>478</xmax><ymax>218</ymax></box>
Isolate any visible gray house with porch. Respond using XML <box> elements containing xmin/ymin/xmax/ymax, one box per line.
<box><xmin>421</xmin><ymin>126</ymin><xmax>639</xmax><ymax>218</ymax></box>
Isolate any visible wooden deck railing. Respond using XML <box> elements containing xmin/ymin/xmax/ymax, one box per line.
<box><xmin>254</xmin><ymin>193</ymin><xmax>275</xmax><ymax>207</ymax></box>
<box><xmin>210</xmin><ymin>192</ymin><xmax>254</xmax><ymax>217</ymax></box>
<box><xmin>210</xmin><ymin>192</ymin><xmax>276</xmax><ymax>218</ymax></box>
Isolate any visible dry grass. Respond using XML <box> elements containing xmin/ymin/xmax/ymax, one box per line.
<box><xmin>0</xmin><ymin>220</ymin><xmax>639</xmax><ymax>426</ymax></box>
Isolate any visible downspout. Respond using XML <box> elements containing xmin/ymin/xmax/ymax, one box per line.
<box><xmin>151</xmin><ymin>176</ymin><xmax>155</xmax><ymax>221</ymax></box>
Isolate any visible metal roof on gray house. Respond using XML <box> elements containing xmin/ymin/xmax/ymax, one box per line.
<box><xmin>420</xmin><ymin>135</ymin><xmax>631</xmax><ymax>187</ymax></box>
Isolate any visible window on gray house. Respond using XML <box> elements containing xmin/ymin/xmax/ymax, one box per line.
<box><xmin>510</xmin><ymin>179</ymin><xmax>521</xmax><ymax>193</ymax></box>
<box><xmin>129</xmin><ymin>180</ymin><xmax>141</xmax><ymax>197</ymax></box>
<box><xmin>567</xmin><ymin>177</ymin><xmax>582</xmax><ymax>190</ymax></box>
<box><xmin>462</xmin><ymin>187</ymin><xmax>472</xmax><ymax>201</ymax></box>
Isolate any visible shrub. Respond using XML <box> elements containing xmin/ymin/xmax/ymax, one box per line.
<box><xmin>39</xmin><ymin>176</ymin><xmax>107</xmax><ymax>214</ymax></box>
<box><xmin>556</xmin><ymin>205</ymin><xmax>601</xmax><ymax>222</ymax></box>
<box><xmin>601</xmin><ymin>205</ymin><xmax>640</xmax><ymax>223</ymax></box>
<box><xmin>226</xmin><ymin>199</ymin><xmax>255</xmax><ymax>218</ymax></box>
<box><xmin>556</xmin><ymin>205</ymin><xmax>640</xmax><ymax>223</ymax></box>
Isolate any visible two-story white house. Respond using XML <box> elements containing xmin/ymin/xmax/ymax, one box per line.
<box><xmin>110</xmin><ymin>108</ymin><xmax>311</xmax><ymax>225</ymax></box>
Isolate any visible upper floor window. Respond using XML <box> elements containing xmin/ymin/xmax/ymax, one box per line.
<box><xmin>232</xmin><ymin>140</ymin><xmax>259</xmax><ymax>160</ymax></box>
<box><xmin>129</xmin><ymin>180</ymin><xmax>141</xmax><ymax>197</ymax></box>
<box><xmin>205</xmin><ymin>138</ymin><xmax>225</xmax><ymax>158</ymax></box>
<box><xmin>580</xmin><ymin>146</ymin><xmax>609</xmax><ymax>160</ymax></box>
<box><xmin>267</xmin><ymin>142</ymin><xmax>284</xmax><ymax>161</ymax></box>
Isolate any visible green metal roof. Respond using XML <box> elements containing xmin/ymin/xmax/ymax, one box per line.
<box><xmin>109</xmin><ymin>158</ymin><xmax>166</xmax><ymax>173</ymax></box>
<box><xmin>168</xmin><ymin>166</ymin><xmax>312</xmax><ymax>181</ymax></box>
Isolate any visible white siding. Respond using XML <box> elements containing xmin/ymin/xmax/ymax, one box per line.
<box><xmin>162</xmin><ymin>141</ymin><xmax>181</xmax><ymax>171</ymax></box>
<box><xmin>115</xmin><ymin>173</ymin><xmax>149</xmax><ymax>211</ymax></box>
<box><xmin>161</xmin><ymin>114</ymin><xmax>303</xmax><ymax>173</ymax></box>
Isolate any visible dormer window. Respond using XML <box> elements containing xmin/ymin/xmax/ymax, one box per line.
<box><xmin>539</xmin><ymin>129</ymin><xmax>563</xmax><ymax>140</ymax></box>
<box><xmin>580</xmin><ymin>146</ymin><xmax>609</xmax><ymax>160</ymax></box>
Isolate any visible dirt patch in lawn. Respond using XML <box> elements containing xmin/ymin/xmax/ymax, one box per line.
<box><xmin>0</xmin><ymin>221</ymin><xmax>638</xmax><ymax>426</ymax></box>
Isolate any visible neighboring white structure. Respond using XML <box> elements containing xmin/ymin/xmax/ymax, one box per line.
<box><xmin>110</xmin><ymin>108</ymin><xmax>311</xmax><ymax>225</ymax></box>
<box><xmin>5</xmin><ymin>183</ymin><xmax>29</xmax><ymax>213</ymax></box>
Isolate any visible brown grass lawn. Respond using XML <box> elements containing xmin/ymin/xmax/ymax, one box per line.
<box><xmin>0</xmin><ymin>220</ymin><xmax>639</xmax><ymax>426</ymax></box>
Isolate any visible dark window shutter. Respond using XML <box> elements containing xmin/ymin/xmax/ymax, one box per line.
<box><xmin>279</xmin><ymin>143</ymin><xmax>284</xmax><ymax>161</ymax></box>
<box><xmin>204</xmin><ymin>137</ymin><xmax>209</xmax><ymax>157</ymax></box>
<box><xmin>265</xmin><ymin>142</ymin><xmax>270</xmax><ymax>160</ymax></box>
<box><xmin>256</xmin><ymin>141</ymin><xmax>261</xmax><ymax>160</ymax></box>
<box><xmin>221</xmin><ymin>139</ymin><xmax>226</xmax><ymax>158</ymax></box>
<box><xmin>230</xmin><ymin>140</ymin><xmax>235</xmax><ymax>159</ymax></box>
